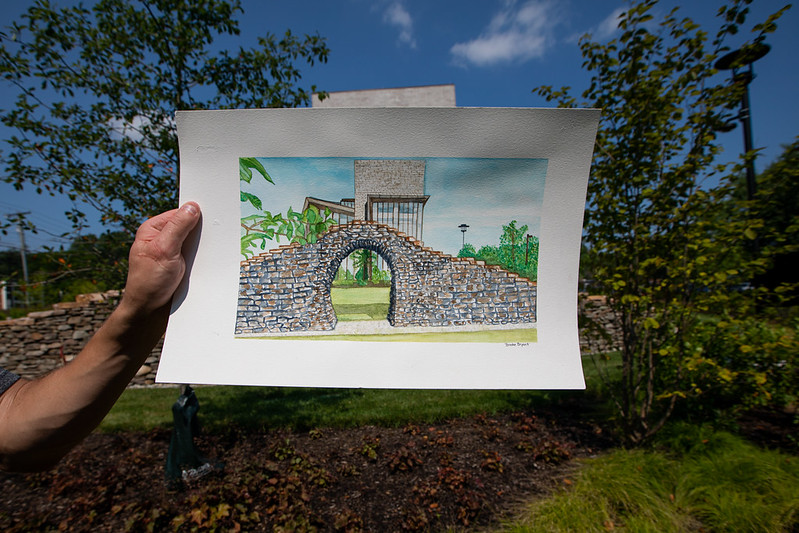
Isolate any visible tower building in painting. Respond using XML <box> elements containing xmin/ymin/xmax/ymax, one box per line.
<box><xmin>303</xmin><ymin>159</ymin><xmax>429</xmax><ymax>242</ymax></box>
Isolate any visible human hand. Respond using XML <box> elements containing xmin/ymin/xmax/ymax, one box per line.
<box><xmin>121</xmin><ymin>202</ymin><xmax>201</xmax><ymax>316</ymax></box>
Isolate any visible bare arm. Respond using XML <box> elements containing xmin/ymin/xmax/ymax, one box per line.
<box><xmin>0</xmin><ymin>202</ymin><xmax>200</xmax><ymax>472</ymax></box>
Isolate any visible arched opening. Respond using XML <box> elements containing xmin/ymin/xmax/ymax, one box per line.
<box><xmin>328</xmin><ymin>243</ymin><xmax>396</xmax><ymax>325</ymax></box>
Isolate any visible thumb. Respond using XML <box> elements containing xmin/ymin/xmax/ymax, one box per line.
<box><xmin>157</xmin><ymin>202</ymin><xmax>201</xmax><ymax>253</ymax></box>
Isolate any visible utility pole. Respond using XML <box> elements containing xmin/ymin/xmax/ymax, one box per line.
<box><xmin>8</xmin><ymin>212</ymin><xmax>31</xmax><ymax>307</ymax></box>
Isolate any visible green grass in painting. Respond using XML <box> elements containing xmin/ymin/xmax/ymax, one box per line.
<box><xmin>336</xmin><ymin>312</ymin><xmax>376</xmax><ymax>321</ymax></box>
<box><xmin>263</xmin><ymin>328</ymin><xmax>537</xmax><ymax>343</ymax></box>
<box><xmin>331</xmin><ymin>286</ymin><xmax>390</xmax><ymax>305</ymax></box>
<box><xmin>498</xmin><ymin>426</ymin><xmax>799</xmax><ymax>532</ymax></box>
<box><xmin>331</xmin><ymin>286</ymin><xmax>390</xmax><ymax>320</ymax></box>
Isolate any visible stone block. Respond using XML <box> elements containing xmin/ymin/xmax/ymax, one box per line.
<box><xmin>72</xmin><ymin>330</ymin><xmax>90</xmax><ymax>341</ymax></box>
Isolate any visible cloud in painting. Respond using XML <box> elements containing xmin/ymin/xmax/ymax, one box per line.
<box><xmin>450</xmin><ymin>0</ymin><xmax>559</xmax><ymax>67</ymax></box>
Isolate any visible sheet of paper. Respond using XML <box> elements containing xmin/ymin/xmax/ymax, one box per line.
<box><xmin>157</xmin><ymin>107</ymin><xmax>599</xmax><ymax>389</ymax></box>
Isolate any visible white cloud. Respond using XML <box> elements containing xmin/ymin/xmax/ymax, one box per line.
<box><xmin>595</xmin><ymin>7</ymin><xmax>625</xmax><ymax>40</ymax></box>
<box><xmin>382</xmin><ymin>1</ymin><xmax>416</xmax><ymax>48</ymax></box>
<box><xmin>107</xmin><ymin>114</ymin><xmax>174</xmax><ymax>143</ymax></box>
<box><xmin>450</xmin><ymin>0</ymin><xmax>559</xmax><ymax>67</ymax></box>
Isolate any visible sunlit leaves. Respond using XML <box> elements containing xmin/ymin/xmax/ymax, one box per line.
<box><xmin>536</xmin><ymin>0</ymin><xmax>790</xmax><ymax>444</ymax></box>
<box><xmin>0</xmin><ymin>0</ymin><xmax>329</xmax><ymax>282</ymax></box>
<box><xmin>240</xmin><ymin>203</ymin><xmax>336</xmax><ymax>259</ymax></box>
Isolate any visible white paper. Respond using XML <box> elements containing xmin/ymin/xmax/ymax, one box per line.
<box><xmin>158</xmin><ymin>107</ymin><xmax>599</xmax><ymax>389</ymax></box>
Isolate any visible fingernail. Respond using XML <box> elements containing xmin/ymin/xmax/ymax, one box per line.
<box><xmin>181</xmin><ymin>202</ymin><xmax>199</xmax><ymax>216</ymax></box>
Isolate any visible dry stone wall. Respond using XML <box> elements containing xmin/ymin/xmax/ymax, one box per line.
<box><xmin>236</xmin><ymin>221</ymin><xmax>537</xmax><ymax>334</ymax></box>
<box><xmin>579</xmin><ymin>294</ymin><xmax>623</xmax><ymax>354</ymax></box>
<box><xmin>0</xmin><ymin>291</ymin><xmax>160</xmax><ymax>385</ymax></box>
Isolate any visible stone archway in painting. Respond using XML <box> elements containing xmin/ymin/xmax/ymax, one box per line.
<box><xmin>315</xmin><ymin>237</ymin><xmax>403</xmax><ymax>328</ymax></box>
<box><xmin>235</xmin><ymin>222</ymin><xmax>537</xmax><ymax>335</ymax></box>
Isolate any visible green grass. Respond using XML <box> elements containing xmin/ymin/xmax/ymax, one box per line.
<box><xmin>330</xmin><ymin>286</ymin><xmax>390</xmax><ymax>305</ymax></box>
<box><xmin>102</xmin><ymin>387</ymin><xmax>184</xmax><ymax>432</ymax></box>
<box><xmin>101</xmin><ymin>353</ymin><xmax>608</xmax><ymax>433</ymax></box>
<box><xmin>499</xmin><ymin>426</ymin><xmax>799</xmax><ymax>532</ymax></box>
<box><xmin>331</xmin><ymin>286</ymin><xmax>390</xmax><ymax>320</ymax></box>
<box><xmin>101</xmin><ymin>386</ymin><xmax>565</xmax><ymax>433</ymax></box>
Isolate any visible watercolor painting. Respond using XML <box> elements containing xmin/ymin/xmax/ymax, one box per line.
<box><xmin>236</xmin><ymin>157</ymin><xmax>545</xmax><ymax>342</ymax></box>
<box><xmin>158</xmin><ymin>107</ymin><xmax>598</xmax><ymax>389</ymax></box>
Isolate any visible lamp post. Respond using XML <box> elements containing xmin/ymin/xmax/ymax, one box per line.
<box><xmin>525</xmin><ymin>234</ymin><xmax>532</xmax><ymax>265</ymax></box>
<box><xmin>458</xmin><ymin>224</ymin><xmax>469</xmax><ymax>248</ymax></box>
<box><xmin>714</xmin><ymin>42</ymin><xmax>770</xmax><ymax>202</ymax></box>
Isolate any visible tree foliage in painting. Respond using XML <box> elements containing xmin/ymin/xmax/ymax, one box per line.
<box><xmin>0</xmin><ymin>0</ymin><xmax>329</xmax><ymax>246</ymax></box>
<box><xmin>535</xmin><ymin>0</ymin><xmax>792</xmax><ymax>443</ymax></box>
<box><xmin>350</xmin><ymin>249</ymin><xmax>390</xmax><ymax>284</ymax></box>
<box><xmin>239</xmin><ymin>157</ymin><xmax>336</xmax><ymax>258</ymax></box>
<box><xmin>458</xmin><ymin>220</ymin><xmax>538</xmax><ymax>281</ymax></box>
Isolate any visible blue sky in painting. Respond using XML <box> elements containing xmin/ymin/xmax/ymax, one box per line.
<box><xmin>241</xmin><ymin>157</ymin><xmax>547</xmax><ymax>257</ymax></box>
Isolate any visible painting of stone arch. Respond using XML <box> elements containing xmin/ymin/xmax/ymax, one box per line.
<box><xmin>236</xmin><ymin>157</ymin><xmax>545</xmax><ymax>339</ymax></box>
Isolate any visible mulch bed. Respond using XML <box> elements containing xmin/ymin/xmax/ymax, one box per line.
<box><xmin>0</xmin><ymin>406</ymin><xmax>613</xmax><ymax>532</ymax></box>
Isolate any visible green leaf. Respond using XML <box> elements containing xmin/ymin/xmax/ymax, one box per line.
<box><xmin>643</xmin><ymin>317</ymin><xmax>660</xmax><ymax>330</ymax></box>
<box><xmin>240</xmin><ymin>232</ymin><xmax>269</xmax><ymax>258</ymax></box>
<box><xmin>240</xmin><ymin>157</ymin><xmax>273</xmax><ymax>184</ymax></box>
<box><xmin>240</xmin><ymin>191</ymin><xmax>262</xmax><ymax>210</ymax></box>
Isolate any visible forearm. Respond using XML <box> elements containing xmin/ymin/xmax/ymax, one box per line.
<box><xmin>0</xmin><ymin>299</ymin><xmax>169</xmax><ymax>471</ymax></box>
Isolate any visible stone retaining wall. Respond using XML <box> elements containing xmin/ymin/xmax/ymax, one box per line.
<box><xmin>579</xmin><ymin>294</ymin><xmax>622</xmax><ymax>354</ymax></box>
<box><xmin>0</xmin><ymin>291</ymin><xmax>160</xmax><ymax>385</ymax></box>
<box><xmin>236</xmin><ymin>221</ymin><xmax>537</xmax><ymax>334</ymax></box>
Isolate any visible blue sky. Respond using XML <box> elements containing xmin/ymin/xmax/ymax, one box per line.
<box><xmin>2</xmin><ymin>0</ymin><xmax>797</xmax><ymax>252</ymax></box>
<box><xmin>241</xmin><ymin>157</ymin><xmax>547</xmax><ymax>257</ymax></box>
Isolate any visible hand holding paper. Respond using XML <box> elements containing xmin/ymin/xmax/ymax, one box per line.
<box><xmin>121</xmin><ymin>202</ymin><xmax>201</xmax><ymax>317</ymax></box>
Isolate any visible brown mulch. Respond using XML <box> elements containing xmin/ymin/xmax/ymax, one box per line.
<box><xmin>736</xmin><ymin>407</ymin><xmax>799</xmax><ymax>455</ymax></box>
<box><xmin>0</xmin><ymin>406</ymin><xmax>613</xmax><ymax>532</ymax></box>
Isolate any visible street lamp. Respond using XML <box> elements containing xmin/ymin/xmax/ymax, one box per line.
<box><xmin>525</xmin><ymin>234</ymin><xmax>533</xmax><ymax>265</ymax></box>
<box><xmin>714</xmin><ymin>42</ymin><xmax>770</xmax><ymax>202</ymax></box>
<box><xmin>458</xmin><ymin>224</ymin><xmax>469</xmax><ymax>248</ymax></box>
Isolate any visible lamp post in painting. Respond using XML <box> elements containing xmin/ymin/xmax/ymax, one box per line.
<box><xmin>525</xmin><ymin>234</ymin><xmax>533</xmax><ymax>266</ymax></box>
<box><xmin>458</xmin><ymin>224</ymin><xmax>469</xmax><ymax>249</ymax></box>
